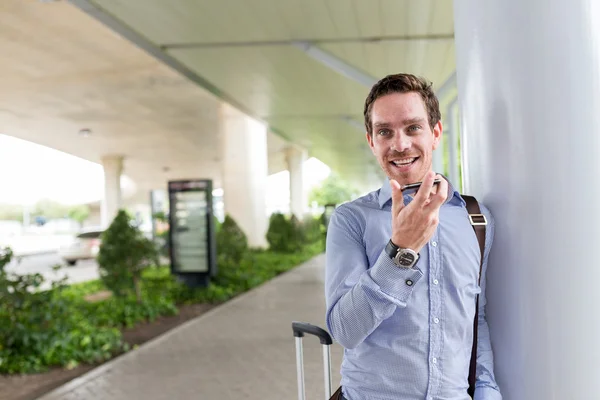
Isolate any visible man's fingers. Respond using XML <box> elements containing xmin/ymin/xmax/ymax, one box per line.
<box><xmin>413</xmin><ymin>171</ymin><xmax>436</xmax><ymax>205</ymax></box>
<box><xmin>427</xmin><ymin>175</ymin><xmax>449</xmax><ymax>209</ymax></box>
<box><xmin>390</xmin><ymin>179</ymin><xmax>405</xmax><ymax>216</ymax></box>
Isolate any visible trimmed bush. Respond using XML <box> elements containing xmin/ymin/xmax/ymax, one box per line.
<box><xmin>266</xmin><ymin>213</ymin><xmax>307</xmax><ymax>253</ymax></box>
<box><xmin>300</xmin><ymin>216</ymin><xmax>326</xmax><ymax>251</ymax></box>
<box><xmin>97</xmin><ymin>210</ymin><xmax>159</xmax><ymax>302</ymax></box>
<box><xmin>216</xmin><ymin>215</ymin><xmax>247</xmax><ymax>263</ymax></box>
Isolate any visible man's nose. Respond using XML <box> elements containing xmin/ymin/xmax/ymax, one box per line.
<box><xmin>391</xmin><ymin>133</ymin><xmax>411</xmax><ymax>153</ymax></box>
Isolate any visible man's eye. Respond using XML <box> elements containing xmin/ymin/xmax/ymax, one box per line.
<box><xmin>407</xmin><ymin>125</ymin><xmax>422</xmax><ymax>133</ymax></box>
<box><xmin>378</xmin><ymin>129</ymin><xmax>390</xmax><ymax>136</ymax></box>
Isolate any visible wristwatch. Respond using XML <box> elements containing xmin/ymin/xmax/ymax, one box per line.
<box><xmin>385</xmin><ymin>239</ymin><xmax>420</xmax><ymax>268</ymax></box>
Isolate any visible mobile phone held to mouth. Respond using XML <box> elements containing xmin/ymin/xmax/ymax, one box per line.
<box><xmin>401</xmin><ymin>179</ymin><xmax>441</xmax><ymax>194</ymax></box>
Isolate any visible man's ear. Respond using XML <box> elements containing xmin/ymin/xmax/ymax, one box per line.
<box><xmin>366</xmin><ymin>132</ymin><xmax>375</xmax><ymax>154</ymax></box>
<box><xmin>432</xmin><ymin>120</ymin><xmax>443</xmax><ymax>150</ymax></box>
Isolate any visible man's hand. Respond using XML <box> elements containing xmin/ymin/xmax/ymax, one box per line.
<box><xmin>390</xmin><ymin>171</ymin><xmax>448</xmax><ymax>253</ymax></box>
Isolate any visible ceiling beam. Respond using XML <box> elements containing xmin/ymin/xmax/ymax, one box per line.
<box><xmin>161</xmin><ymin>33</ymin><xmax>455</xmax><ymax>50</ymax></box>
<box><xmin>293</xmin><ymin>41</ymin><xmax>378</xmax><ymax>87</ymax></box>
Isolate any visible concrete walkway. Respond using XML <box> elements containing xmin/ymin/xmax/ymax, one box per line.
<box><xmin>37</xmin><ymin>254</ymin><xmax>343</xmax><ymax>400</ymax></box>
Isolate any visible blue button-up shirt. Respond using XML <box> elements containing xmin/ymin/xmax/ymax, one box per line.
<box><xmin>325</xmin><ymin>179</ymin><xmax>501</xmax><ymax>400</ymax></box>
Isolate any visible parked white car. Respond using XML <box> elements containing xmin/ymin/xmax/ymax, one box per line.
<box><xmin>59</xmin><ymin>228</ymin><xmax>104</xmax><ymax>266</ymax></box>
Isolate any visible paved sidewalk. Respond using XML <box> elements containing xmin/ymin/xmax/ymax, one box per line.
<box><xmin>38</xmin><ymin>254</ymin><xmax>343</xmax><ymax>400</ymax></box>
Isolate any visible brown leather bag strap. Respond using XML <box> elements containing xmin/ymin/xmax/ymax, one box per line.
<box><xmin>462</xmin><ymin>195</ymin><xmax>486</xmax><ymax>399</ymax></box>
<box><xmin>329</xmin><ymin>386</ymin><xmax>343</xmax><ymax>400</ymax></box>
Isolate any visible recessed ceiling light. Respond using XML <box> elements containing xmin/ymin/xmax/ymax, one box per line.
<box><xmin>78</xmin><ymin>128</ymin><xmax>91</xmax><ymax>137</ymax></box>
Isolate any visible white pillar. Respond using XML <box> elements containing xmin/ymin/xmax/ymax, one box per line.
<box><xmin>220</xmin><ymin>103</ymin><xmax>268</xmax><ymax>248</ymax></box>
<box><xmin>101</xmin><ymin>155</ymin><xmax>123</xmax><ymax>227</ymax></box>
<box><xmin>286</xmin><ymin>146</ymin><xmax>307</xmax><ymax>219</ymax></box>
<box><xmin>432</xmin><ymin>133</ymin><xmax>444</xmax><ymax>175</ymax></box>
<box><xmin>446</xmin><ymin>99</ymin><xmax>461</xmax><ymax>189</ymax></box>
<box><xmin>454</xmin><ymin>1</ymin><xmax>600</xmax><ymax>399</ymax></box>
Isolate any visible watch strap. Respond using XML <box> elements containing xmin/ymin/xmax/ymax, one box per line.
<box><xmin>385</xmin><ymin>239</ymin><xmax>399</xmax><ymax>259</ymax></box>
<box><xmin>385</xmin><ymin>239</ymin><xmax>420</xmax><ymax>267</ymax></box>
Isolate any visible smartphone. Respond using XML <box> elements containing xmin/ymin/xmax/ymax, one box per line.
<box><xmin>402</xmin><ymin>179</ymin><xmax>441</xmax><ymax>193</ymax></box>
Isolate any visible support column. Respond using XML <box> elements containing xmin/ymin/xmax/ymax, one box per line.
<box><xmin>220</xmin><ymin>103</ymin><xmax>268</xmax><ymax>248</ymax></box>
<box><xmin>286</xmin><ymin>146</ymin><xmax>307</xmax><ymax>219</ymax></box>
<box><xmin>101</xmin><ymin>155</ymin><xmax>123</xmax><ymax>227</ymax></box>
<box><xmin>433</xmin><ymin>73</ymin><xmax>457</xmax><ymax>175</ymax></box>
<box><xmin>446</xmin><ymin>99</ymin><xmax>461</xmax><ymax>189</ymax></box>
<box><xmin>432</xmin><ymin>133</ymin><xmax>444</xmax><ymax>175</ymax></box>
<box><xmin>454</xmin><ymin>1</ymin><xmax>600</xmax><ymax>398</ymax></box>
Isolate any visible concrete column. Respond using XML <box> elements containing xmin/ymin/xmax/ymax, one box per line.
<box><xmin>446</xmin><ymin>99</ymin><xmax>461</xmax><ymax>189</ymax></box>
<box><xmin>101</xmin><ymin>155</ymin><xmax>123</xmax><ymax>227</ymax></box>
<box><xmin>432</xmin><ymin>132</ymin><xmax>444</xmax><ymax>175</ymax></box>
<box><xmin>454</xmin><ymin>1</ymin><xmax>600</xmax><ymax>398</ymax></box>
<box><xmin>220</xmin><ymin>103</ymin><xmax>268</xmax><ymax>248</ymax></box>
<box><xmin>433</xmin><ymin>73</ymin><xmax>457</xmax><ymax>175</ymax></box>
<box><xmin>286</xmin><ymin>146</ymin><xmax>307</xmax><ymax>219</ymax></box>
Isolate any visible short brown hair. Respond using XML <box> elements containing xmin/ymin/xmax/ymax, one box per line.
<box><xmin>363</xmin><ymin>73</ymin><xmax>441</xmax><ymax>136</ymax></box>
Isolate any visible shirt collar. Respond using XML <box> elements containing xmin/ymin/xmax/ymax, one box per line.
<box><xmin>378</xmin><ymin>174</ymin><xmax>464</xmax><ymax>209</ymax></box>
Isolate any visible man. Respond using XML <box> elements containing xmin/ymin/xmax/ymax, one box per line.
<box><xmin>325</xmin><ymin>73</ymin><xmax>501</xmax><ymax>400</ymax></box>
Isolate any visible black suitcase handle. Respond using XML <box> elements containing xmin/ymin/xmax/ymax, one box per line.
<box><xmin>292</xmin><ymin>321</ymin><xmax>333</xmax><ymax>345</ymax></box>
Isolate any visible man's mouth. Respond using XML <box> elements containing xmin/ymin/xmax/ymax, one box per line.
<box><xmin>390</xmin><ymin>157</ymin><xmax>418</xmax><ymax>168</ymax></box>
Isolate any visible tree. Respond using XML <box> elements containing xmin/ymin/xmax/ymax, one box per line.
<box><xmin>67</xmin><ymin>205</ymin><xmax>90</xmax><ymax>224</ymax></box>
<box><xmin>97</xmin><ymin>210</ymin><xmax>158</xmax><ymax>303</ymax></box>
<box><xmin>32</xmin><ymin>199</ymin><xmax>68</xmax><ymax>219</ymax></box>
<box><xmin>0</xmin><ymin>204</ymin><xmax>23</xmax><ymax>222</ymax></box>
<box><xmin>308</xmin><ymin>173</ymin><xmax>359</xmax><ymax>207</ymax></box>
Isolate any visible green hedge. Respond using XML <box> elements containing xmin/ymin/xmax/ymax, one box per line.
<box><xmin>267</xmin><ymin>213</ymin><xmax>326</xmax><ymax>253</ymax></box>
<box><xmin>0</xmin><ymin>240</ymin><xmax>323</xmax><ymax>374</ymax></box>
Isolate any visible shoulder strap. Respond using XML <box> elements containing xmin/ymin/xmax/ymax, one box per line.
<box><xmin>463</xmin><ymin>195</ymin><xmax>486</xmax><ymax>283</ymax></box>
<box><xmin>462</xmin><ymin>195</ymin><xmax>487</xmax><ymax>398</ymax></box>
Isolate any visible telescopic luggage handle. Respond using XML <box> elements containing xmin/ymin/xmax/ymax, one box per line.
<box><xmin>291</xmin><ymin>322</ymin><xmax>333</xmax><ymax>400</ymax></box>
<box><xmin>292</xmin><ymin>322</ymin><xmax>333</xmax><ymax>344</ymax></box>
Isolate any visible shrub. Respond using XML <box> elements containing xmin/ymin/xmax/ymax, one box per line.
<box><xmin>97</xmin><ymin>210</ymin><xmax>159</xmax><ymax>303</ymax></box>
<box><xmin>0</xmin><ymin>209</ymin><xmax>326</xmax><ymax>375</ymax></box>
<box><xmin>266</xmin><ymin>213</ymin><xmax>289</xmax><ymax>252</ymax></box>
<box><xmin>0</xmin><ymin>247</ymin><xmax>123</xmax><ymax>374</ymax></box>
<box><xmin>300</xmin><ymin>216</ymin><xmax>326</xmax><ymax>250</ymax></box>
<box><xmin>266</xmin><ymin>213</ymin><xmax>305</xmax><ymax>253</ymax></box>
<box><xmin>216</xmin><ymin>215</ymin><xmax>247</xmax><ymax>264</ymax></box>
<box><xmin>0</xmin><ymin>247</ymin><xmax>12</xmax><ymax>270</ymax></box>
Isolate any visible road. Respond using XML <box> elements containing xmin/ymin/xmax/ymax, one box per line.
<box><xmin>5</xmin><ymin>252</ymin><xmax>100</xmax><ymax>289</ymax></box>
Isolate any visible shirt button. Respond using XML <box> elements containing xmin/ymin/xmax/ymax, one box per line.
<box><xmin>433</xmin><ymin>279</ymin><xmax>439</xmax><ymax>285</ymax></box>
<box><xmin>432</xmin><ymin>357</ymin><xmax>437</xmax><ymax>364</ymax></box>
<box><xmin>405</xmin><ymin>279</ymin><xmax>413</xmax><ymax>286</ymax></box>
<box><xmin>434</xmin><ymin>317</ymin><xmax>440</xmax><ymax>324</ymax></box>
<box><xmin>432</xmin><ymin>241</ymin><xmax>437</xmax><ymax>247</ymax></box>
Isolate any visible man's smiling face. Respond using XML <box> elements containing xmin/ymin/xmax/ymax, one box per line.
<box><xmin>366</xmin><ymin>91</ymin><xmax>442</xmax><ymax>185</ymax></box>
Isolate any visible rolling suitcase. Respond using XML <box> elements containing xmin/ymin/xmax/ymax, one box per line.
<box><xmin>291</xmin><ymin>321</ymin><xmax>342</xmax><ymax>400</ymax></box>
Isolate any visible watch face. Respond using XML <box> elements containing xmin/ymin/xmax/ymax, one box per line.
<box><xmin>396</xmin><ymin>251</ymin><xmax>415</xmax><ymax>267</ymax></box>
